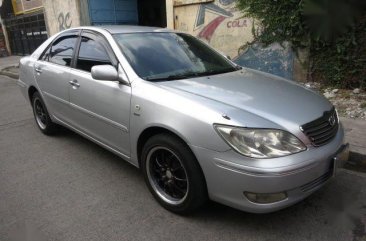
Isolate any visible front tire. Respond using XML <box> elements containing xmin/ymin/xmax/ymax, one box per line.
<box><xmin>141</xmin><ymin>133</ymin><xmax>207</xmax><ymax>214</ymax></box>
<box><xmin>31</xmin><ymin>92</ymin><xmax>58</xmax><ymax>135</ymax></box>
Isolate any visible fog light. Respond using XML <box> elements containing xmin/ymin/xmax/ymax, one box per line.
<box><xmin>244</xmin><ymin>192</ymin><xmax>287</xmax><ymax>204</ymax></box>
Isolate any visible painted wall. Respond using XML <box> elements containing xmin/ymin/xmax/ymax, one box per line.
<box><xmin>174</xmin><ymin>0</ymin><xmax>254</xmax><ymax>59</ymax></box>
<box><xmin>42</xmin><ymin>0</ymin><xmax>82</xmax><ymax>36</ymax></box>
<box><xmin>171</xmin><ymin>0</ymin><xmax>295</xmax><ymax>79</ymax></box>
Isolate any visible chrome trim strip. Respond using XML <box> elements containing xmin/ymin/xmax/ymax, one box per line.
<box><xmin>53</xmin><ymin>115</ymin><xmax>131</xmax><ymax>161</ymax></box>
<box><xmin>300</xmin><ymin>170</ymin><xmax>332</xmax><ymax>192</ymax></box>
<box><xmin>214</xmin><ymin>158</ymin><xmax>319</xmax><ymax>177</ymax></box>
<box><xmin>69</xmin><ymin>103</ymin><xmax>128</xmax><ymax>132</ymax></box>
<box><xmin>43</xmin><ymin>91</ymin><xmax>69</xmax><ymax>105</ymax></box>
<box><xmin>42</xmin><ymin>91</ymin><xmax>128</xmax><ymax>133</ymax></box>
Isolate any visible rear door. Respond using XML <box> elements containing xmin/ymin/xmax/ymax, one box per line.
<box><xmin>34</xmin><ymin>30</ymin><xmax>80</xmax><ymax>122</ymax></box>
<box><xmin>68</xmin><ymin>30</ymin><xmax>131</xmax><ymax>156</ymax></box>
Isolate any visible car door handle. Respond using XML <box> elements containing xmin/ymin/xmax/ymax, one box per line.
<box><xmin>69</xmin><ymin>80</ymin><xmax>80</xmax><ymax>88</ymax></box>
<box><xmin>35</xmin><ymin>67</ymin><xmax>42</xmax><ymax>73</ymax></box>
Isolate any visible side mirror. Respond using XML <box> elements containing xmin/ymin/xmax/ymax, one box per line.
<box><xmin>91</xmin><ymin>65</ymin><xmax>118</xmax><ymax>81</ymax></box>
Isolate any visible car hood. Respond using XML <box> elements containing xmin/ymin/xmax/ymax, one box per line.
<box><xmin>158</xmin><ymin>69</ymin><xmax>332</xmax><ymax>127</ymax></box>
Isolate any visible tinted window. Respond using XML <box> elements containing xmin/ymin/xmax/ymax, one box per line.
<box><xmin>49</xmin><ymin>36</ymin><xmax>77</xmax><ymax>66</ymax></box>
<box><xmin>76</xmin><ymin>36</ymin><xmax>112</xmax><ymax>72</ymax></box>
<box><xmin>113</xmin><ymin>33</ymin><xmax>237</xmax><ymax>81</ymax></box>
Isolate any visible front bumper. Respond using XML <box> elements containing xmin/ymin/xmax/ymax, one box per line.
<box><xmin>191</xmin><ymin>126</ymin><xmax>349</xmax><ymax>213</ymax></box>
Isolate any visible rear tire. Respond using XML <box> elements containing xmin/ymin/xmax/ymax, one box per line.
<box><xmin>141</xmin><ymin>133</ymin><xmax>207</xmax><ymax>214</ymax></box>
<box><xmin>31</xmin><ymin>92</ymin><xmax>58</xmax><ymax>135</ymax></box>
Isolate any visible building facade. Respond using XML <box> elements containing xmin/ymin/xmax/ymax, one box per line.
<box><xmin>1</xmin><ymin>0</ymin><xmax>304</xmax><ymax>80</ymax></box>
<box><xmin>1</xmin><ymin>0</ymin><xmax>47</xmax><ymax>55</ymax></box>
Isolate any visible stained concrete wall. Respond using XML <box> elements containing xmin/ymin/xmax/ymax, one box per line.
<box><xmin>79</xmin><ymin>0</ymin><xmax>91</xmax><ymax>27</ymax></box>
<box><xmin>42</xmin><ymin>0</ymin><xmax>85</xmax><ymax>36</ymax></box>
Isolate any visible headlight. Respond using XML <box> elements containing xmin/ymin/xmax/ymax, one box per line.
<box><xmin>214</xmin><ymin>125</ymin><xmax>306</xmax><ymax>158</ymax></box>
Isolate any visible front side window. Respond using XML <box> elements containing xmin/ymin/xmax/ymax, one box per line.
<box><xmin>76</xmin><ymin>36</ymin><xmax>112</xmax><ymax>72</ymax></box>
<box><xmin>49</xmin><ymin>36</ymin><xmax>77</xmax><ymax>67</ymax></box>
<box><xmin>113</xmin><ymin>32</ymin><xmax>238</xmax><ymax>81</ymax></box>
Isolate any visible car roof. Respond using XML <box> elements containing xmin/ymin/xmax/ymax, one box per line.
<box><xmin>96</xmin><ymin>25</ymin><xmax>174</xmax><ymax>34</ymax></box>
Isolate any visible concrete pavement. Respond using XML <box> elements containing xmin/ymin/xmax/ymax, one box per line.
<box><xmin>0</xmin><ymin>55</ymin><xmax>21</xmax><ymax>68</ymax></box>
<box><xmin>0</xmin><ymin>56</ymin><xmax>21</xmax><ymax>79</ymax></box>
<box><xmin>342</xmin><ymin>118</ymin><xmax>366</xmax><ymax>173</ymax></box>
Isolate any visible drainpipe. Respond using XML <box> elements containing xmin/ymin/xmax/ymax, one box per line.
<box><xmin>0</xmin><ymin>0</ymin><xmax>11</xmax><ymax>55</ymax></box>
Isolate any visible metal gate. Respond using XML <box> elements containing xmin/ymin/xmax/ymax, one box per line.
<box><xmin>4</xmin><ymin>10</ymin><xmax>48</xmax><ymax>55</ymax></box>
<box><xmin>88</xmin><ymin>0</ymin><xmax>138</xmax><ymax>25</ymax></box>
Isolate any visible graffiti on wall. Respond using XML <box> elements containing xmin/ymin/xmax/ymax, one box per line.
<box><xmin>174</xmin><ymin>0</ymin><xmax>294</xmax><ymax>79</ymax></box>
<box><xmin>43</xmin><ymin>0</ymin><xmax>80</xmax><ymax>36</ymax></box>
<box><xmin>194</xmin><ymin>0</ymin><xmax>234</xmax><ymax>41</ymax></box>
<box><xmin>175</xmin><ymin>0</ymin><xmax>250</xmax><ymax>58</ymax></box>
<box><xmin>58</xmin><ymin>12</ymin><xmax>73</xmax><ymax>31</ymax></box>
<box><xmin>51</xmin><ymin>3</ymin><xmax>72</xmax><ymax>32</ymax></box>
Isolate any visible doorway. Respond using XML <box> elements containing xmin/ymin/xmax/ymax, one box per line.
<box><xmin>137</xmin><ymin>0</ymin><xmax>167</xmax><ymax>27</ymax></box>
<box><xmin>88</xmin><ymin>0</ymin><xmax>167</xmax><ymax>27</ymax></box>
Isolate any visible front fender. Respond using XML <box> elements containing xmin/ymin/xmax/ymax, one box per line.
<box><xmin>128</xmin><ymin>80</ymin><xmax>232</xmax><ymax>165</ymax></box>
<box><xmin>128</xmin><ymin>80</ymin><xmax>279</xmax><ymax>166</ymax></box>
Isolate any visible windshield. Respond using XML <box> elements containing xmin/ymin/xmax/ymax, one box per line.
<box><xmin>113</xmin><ymin>32</ymin><xmax>239</xmax><ymax>81</ymax></box>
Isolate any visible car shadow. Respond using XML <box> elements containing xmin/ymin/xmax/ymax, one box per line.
<box><xmin>52</xmin><ymin>126</ymin><xmax>366</xmax><ymax>240</ymax></box>
<box><xmin>51</xmin><ymin>125</ymin><xmax>141</xmax><ymax>175</ymax></box>
<box><xmin>188</xmin><ymin>173</ymin><xmax>365</xmax><ymax>240</ymax></box>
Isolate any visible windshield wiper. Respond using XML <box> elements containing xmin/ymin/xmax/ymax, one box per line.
<box><xmin>144</xmin><ymin>66</ymin><xmax>241</xmax><ymax>82</ymax></box>
<box><xmin>144</xmin><ymin>72</ymin><xmax>200</xmax><ymax>82</ymax></box>
<box><xmin>192</xmin><ymin>67</ymin><xmax>238</xmax><ymax>77</ymax></box>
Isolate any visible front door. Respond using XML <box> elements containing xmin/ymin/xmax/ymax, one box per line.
<box><xmin>34</xmin><ymin>30</ymin><xmax>79</xmax><ymax>123</ymax></box>
<box><xmin>68</xmin><ymin>31</ymin><xmax>131</xmax><ymax>157</ymax></box>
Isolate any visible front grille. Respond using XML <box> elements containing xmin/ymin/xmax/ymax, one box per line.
<box><xmin>300</xmin><ymin>108</ymin><xmax>339</xmax><ymax>147</ymax></box>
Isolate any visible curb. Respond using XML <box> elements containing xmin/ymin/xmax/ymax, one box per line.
<box><xmin>0</xmin><ymin>65</ymin><xmax>19</xmax><ymax>79</ymax></box>
<box><xmin>344</xmin><ymin>151</ymin><xmax>366</xmax><ymax>173</ymax></box>
<box><xmin>0</xmin><ymin>70</ymin><xmax>19</xmax><ymax>79</ymax></box>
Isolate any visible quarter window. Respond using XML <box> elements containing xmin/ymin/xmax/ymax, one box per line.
<box><xmin>76</xmin><ymin>36</ymin><xmax>112</xmax><ymax>72</ymax></box>
<box><xmin>49</xmin><ymin>36</ymin><xmax>77</xmax><ymax>67</ymax></box>
<box><xmin>40</xmin><ymin>46</ymin><xmax>50</xmax><ymax>61</ymax></box>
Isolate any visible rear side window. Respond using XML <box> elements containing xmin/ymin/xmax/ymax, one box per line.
<box><xmin>76</xmin><ymin>36</ymin><xmax>112</xmax><ymax>72</ymax></box>
<box><xmin>48</xmin><ymin>36</ymin><xmax>78</xmax><ymax>67</ymax></box>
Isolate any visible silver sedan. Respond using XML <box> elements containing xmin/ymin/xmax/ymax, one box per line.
<box><xmin>18</xmin><ymin>26</ymin><xmax>349</xmax><ymax>214</ymax></box>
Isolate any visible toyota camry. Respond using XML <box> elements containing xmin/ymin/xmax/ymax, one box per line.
<box><xmin>17</xmin><ymin>26</ymin><xmax>349</xmax><ymax>214</ymax></box>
